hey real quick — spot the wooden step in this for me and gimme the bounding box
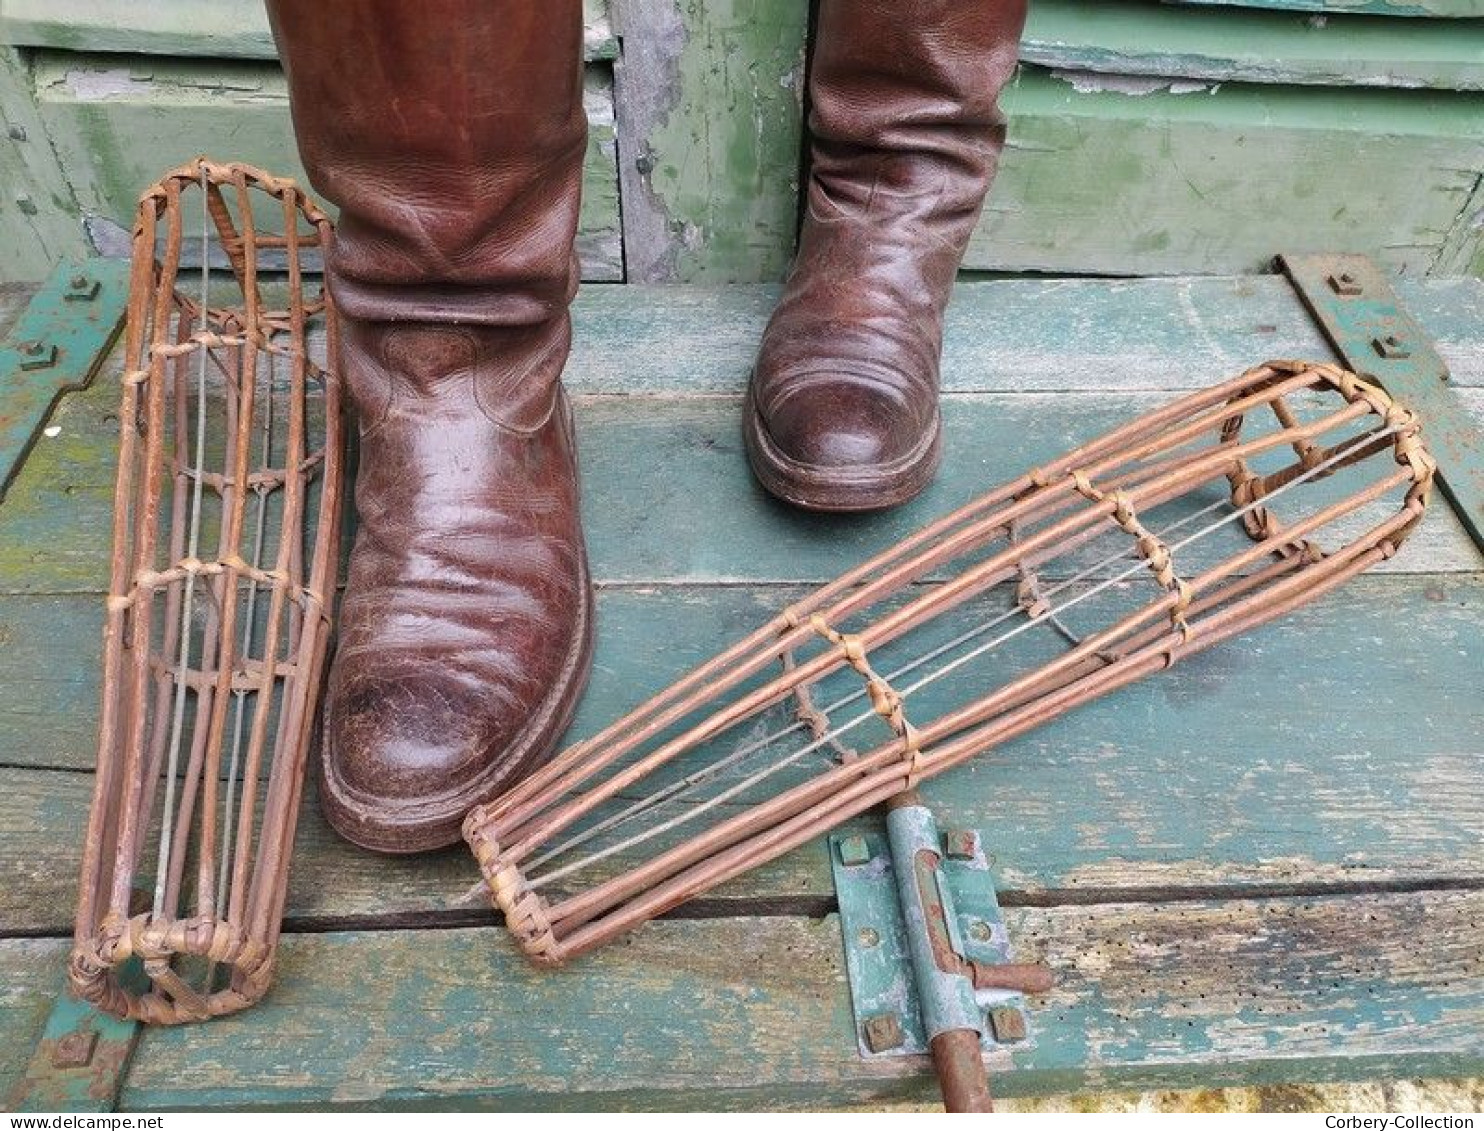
[1,276,1479,1108]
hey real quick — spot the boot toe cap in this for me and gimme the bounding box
[331,673,504,800]
[320,610,591,854]
[764,378,928,471]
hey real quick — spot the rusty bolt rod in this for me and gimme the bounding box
[885,789,996,1112]
[970,959,1055,995]
[930,1028,994,1112]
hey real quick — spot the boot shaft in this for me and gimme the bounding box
[266,0,589,326]
[807,0,1029,218]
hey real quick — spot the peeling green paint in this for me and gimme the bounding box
[25,52,624,281]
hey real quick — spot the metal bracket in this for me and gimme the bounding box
[831,820,1034,1060]
[0,258,130,504]
[5,978,141,1112]
[1279,252,1484,553]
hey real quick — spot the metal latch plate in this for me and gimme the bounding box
[830,829,1031,1059]
[1279,252,1484,553]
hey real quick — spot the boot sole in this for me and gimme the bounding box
[742,383,943,513]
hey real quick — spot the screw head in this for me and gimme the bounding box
[1372,333,1412,360]
[862,1013,905,1053]
[987,1006,1028,1044]
[943,829,979,861]
[63,274,101,301]
[838,834,872,867]
[51,1029,98,1069]
[856,926,881,948]
[7,124,25,141]
[16,340,58,370]
[967,919,994,943]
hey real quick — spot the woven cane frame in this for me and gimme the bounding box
[70,159,345,1023]
[465,360,1434,967]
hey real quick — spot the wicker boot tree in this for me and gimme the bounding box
[70,160,345,1023]
[465,361,1434,965]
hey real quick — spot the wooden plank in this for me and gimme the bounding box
[562,277,1484,395]
[26,53,624,282]
[975,67,1484,278]
[0,47,88,283]
[611,0,807,282]
[1436,173,1484,278]
[2,377,1476,596]
[1165,0,1484,18]
[0,283,38,337]
[1023,0,1484,90]
[0,941,70,1105]
[0,0,619,61]
[94,891,1484,1108]
[2,277,1479,594]
[8,274,1479,400]
[3,572,1480,919]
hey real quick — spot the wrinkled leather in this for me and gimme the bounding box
[267,0,593,852]
[748,0,1028,511]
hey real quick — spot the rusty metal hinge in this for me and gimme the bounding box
[0,258,130,505]
[1279,252,1484,555]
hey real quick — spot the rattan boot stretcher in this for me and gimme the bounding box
[70,160,346,1023]
[465,360,1434,966]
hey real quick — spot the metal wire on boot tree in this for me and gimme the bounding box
[464,360,1435,966]
[70,159,346,1024]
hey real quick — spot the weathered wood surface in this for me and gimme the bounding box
[24,54,624,282]
[1023,0,1484,90]
[82,891,1484,1109]
[8,1,1484,284]
[979,69,1484,278]
[11,49,1484,284]
[2,572,1482,934]
[4,387,1476,596]
[2,277,1480,595]
[0,277,1479,1107]
[611,0,807,284]
[0,282,33,337]
[0,47,90,281]
[0,0,619,60]
[560,276,1484,394]
[0,941,69,1104]
[1166,0,1484,17]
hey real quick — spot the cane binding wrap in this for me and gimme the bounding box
[70,160,345,1023]
[465,361,1435,966]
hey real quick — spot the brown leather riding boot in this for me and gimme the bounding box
[746,0,1028,512]
[267,1,593,852]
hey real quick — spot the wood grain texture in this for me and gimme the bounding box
[611,0,807,283]
[1165,0,1484,17]
[1,376,1476,596]
[1023,0,1484,90]
[0,0,619,60]
[1,278,1479,1106]
[3,573,1480,927]
[0,47,88,282]
[25,53,624,282]
[0,941,70,1104]
[102,892,1484,1108]
[0,283,36,338]
[976,68,1484,277]
[559,277,1484,395]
